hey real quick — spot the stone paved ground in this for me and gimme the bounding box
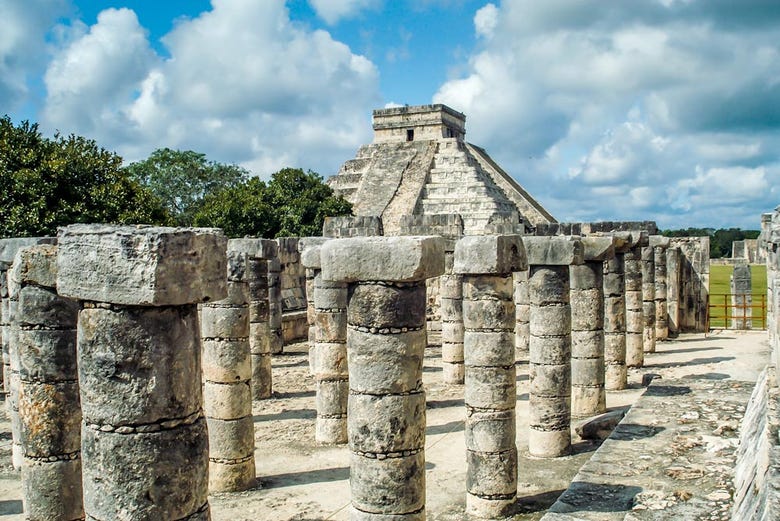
[0,330,770,520]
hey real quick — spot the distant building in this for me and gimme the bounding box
[327,104,556,235]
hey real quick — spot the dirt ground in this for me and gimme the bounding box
[0,329,770,520]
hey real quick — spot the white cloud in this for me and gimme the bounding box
[434,0,780,228]
[41,0,380,177]
[308,0,381,25]
[0,0,69,111]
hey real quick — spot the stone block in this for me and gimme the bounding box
[649,235,671,248]
[57,224,227,306]
[203,381,251,420]
[350,452,425,515]
[300,238,329,269]
[453,235,527,275]
[22,458,84,521]
[348,393,425,454]
[19,381,81,457]
[522,236,584,266]
[464,366,516,410]
[315,379,348,416]
[0,237,55,264]
[463,331,515,367]
[581,236,615,261]
[8,244,58,294]
[206,416,255,460]
[465,409,515,452]
[466,449,517,496]
[347,329,425,394]
[347,284,426,329]
[227,237,278,259]
[321,236,445,283]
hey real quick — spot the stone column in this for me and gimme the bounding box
[641,245,656,354]
[731,264,752,330]
[570,237,614,418]
[0,238,53,403]
[441,247,465,384]
[523,236,584,458]
[514,270,530,361]
[603,233,633,391]
[454,235,527,518]
[12,245,82,520]
[301,239,349,445]
[57,225,226,520]
[651,236,670,341]
[321,236,444,521]
[624,233,646,367]
[200,240,256,492]
[246,239,279,400]
[666,246,681,337]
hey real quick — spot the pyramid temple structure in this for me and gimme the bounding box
[327,104,556,235]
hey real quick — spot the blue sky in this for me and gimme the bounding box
[2,0,780,229]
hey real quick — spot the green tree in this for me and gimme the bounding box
[124,148,249,226]
[267,168,353,237]
[0,116,168,237]
[661,227,761,258]
[192,167,352,238]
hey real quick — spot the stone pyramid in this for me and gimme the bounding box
[327,104,556,235]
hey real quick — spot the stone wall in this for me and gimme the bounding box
[277,237,308,344]
[671,236,710,333]
[733,239,765,264]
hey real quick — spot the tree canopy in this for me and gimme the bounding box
[193,168,352,238]
[124,148,249,226]
[0,116,167,237]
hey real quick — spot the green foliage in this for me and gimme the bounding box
[661,227,761,258]
[0,116,168,237]
[193,167,352,238]
[124,148,249,226]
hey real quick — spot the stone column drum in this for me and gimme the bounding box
[301,239,349,444]
[666,246,681,337]
[624,234,646,368]
[246,239,279,400]
[570,237,614,418]
[651,236,670,340]
[454,235,527,518]
[441,248,465,384]
[321,236,445,521]
[523,236,584,458]
[201,240,257,492]
[514,270,530,360]
[641,245,656,354]
[602,233,633,391]
[12,245,83,520]
[57,225,226,520]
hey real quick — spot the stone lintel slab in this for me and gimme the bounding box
[0,237,56,264]
[588,231,634,252]
[57,224,227,306]
[226,238,278,259]
[522,236,584,266]
[9,245,58,295]
[453,235,527,275]
[581,237,615,262]
[631,230,649,247]
[321,236,445,283]
[299,238,330,270]
[648,235,671,248]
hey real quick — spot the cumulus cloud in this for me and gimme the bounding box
[0,0,69,112]
[434,0,780,228]
[41,0,380,176]
[308,0,381,24]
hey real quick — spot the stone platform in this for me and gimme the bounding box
[543,377,753,521]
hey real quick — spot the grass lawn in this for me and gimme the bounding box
[709,264,767,328]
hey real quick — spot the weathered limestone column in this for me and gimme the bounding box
[570,237,614,417]
[57,225,226,520]
[641,244,656,354]
[731,264,752,330]
[301,239,349,444]
[603,233,633,391]
[514,270,530,360]
[1,237,53,420]
[247,239,279,400]
[441,248,465,384]
[454,235,527,518]
[12,245,82,520]
[524,236,584,458]
[666,246,681,337]
[321,236,444,521]
[651,236,670,341]
[200,240,256,492]
[624,234,646,367]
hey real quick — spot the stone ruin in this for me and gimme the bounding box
[0,105,777,521]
